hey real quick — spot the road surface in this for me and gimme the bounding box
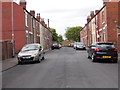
[2,47,118,88]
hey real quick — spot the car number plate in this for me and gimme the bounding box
[23,57,31,59]
[102,56,111,58]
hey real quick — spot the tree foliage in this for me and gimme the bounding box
[58,35,64,42]
[50,28,58,42]
[50,28,64,42]
[65,26,82,42]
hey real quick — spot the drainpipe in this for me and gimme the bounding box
[12,0,15,57]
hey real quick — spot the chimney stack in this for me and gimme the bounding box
[95,10,99,14]
[37,13,40,22]
[87,16,91,22]
[103,0,109,5]
[41,18,45,25]
[19,0,26,9]
[30,10,35,17]
[90,11,94,18]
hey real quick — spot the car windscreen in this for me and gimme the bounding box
[21,45,39,51]
[77,43,84,46]
[53,43,58,45]
[96,43,115,48]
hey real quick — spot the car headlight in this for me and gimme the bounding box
[17,54,21,58]
[31,53,38,57]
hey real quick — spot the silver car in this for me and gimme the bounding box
[75,43,86,50]
[17,43,45,64]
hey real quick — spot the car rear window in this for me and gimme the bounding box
[96,43,115,48]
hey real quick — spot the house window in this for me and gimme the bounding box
[96,15,98,28]
[25,12,28,27]
[32,18,35,28]
[102,11,104,22]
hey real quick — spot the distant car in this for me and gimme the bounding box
[17,43,45,64]
[75,42,86,50]
[52,43,60,49]
[73,42,78,49]
[70,43,74,47]
[67,44,71,47]
[59,44,62,48]
[87,42,118,63]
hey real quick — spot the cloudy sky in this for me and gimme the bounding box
[16,0,103,38]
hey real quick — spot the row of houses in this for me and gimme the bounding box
[80,0,120,52]
[1,0,52,60]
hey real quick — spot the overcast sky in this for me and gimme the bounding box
[16,0,103,38]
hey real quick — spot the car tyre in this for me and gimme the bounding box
[88,55,91,59]
[113,59,118,63]
[92,54,96,62]
[37,56,41,63]
[18,61,22,65]
[42,56,45,60]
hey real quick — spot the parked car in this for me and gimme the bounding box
[73,42,78,49]
[75,43,86,50]
[17,43,45,64]
[59,44,62,48]
[67,44,71,47]
[70,43,74,47]
[87,42,118,63]
[52,43,60,49]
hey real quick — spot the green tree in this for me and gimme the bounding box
[50,28,58,42]
[58,35,64,42]
[65,26,82,42]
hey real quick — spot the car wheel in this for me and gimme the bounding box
[18,61,22,65]
[88,54,91,59]
[42,56,45,60]
[92,54,96,62]
[37,56,41,63]
[113,59,118,63]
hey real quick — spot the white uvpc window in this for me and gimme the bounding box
[25,12,28,27]
[32,18,35,28]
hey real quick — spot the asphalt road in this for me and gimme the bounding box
[2,47,118,88]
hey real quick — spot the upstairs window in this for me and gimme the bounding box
[25,12,28,27]
[32,18,35,28]
[102,11,105,22]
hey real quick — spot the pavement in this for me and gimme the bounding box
[1,49,51,72]
[1,51,120,72]
[2,56,18,72]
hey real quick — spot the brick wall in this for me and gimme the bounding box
[13,2,26,53]
[106,2,119,47]
[80,1,119,49]
[118,1,120,52]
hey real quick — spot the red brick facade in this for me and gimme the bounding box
[80,1,120,52]
[1,1,52,59]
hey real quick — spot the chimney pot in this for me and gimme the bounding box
[37,13,40,22]
[30,10,35,17]
[19,0,26,9]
